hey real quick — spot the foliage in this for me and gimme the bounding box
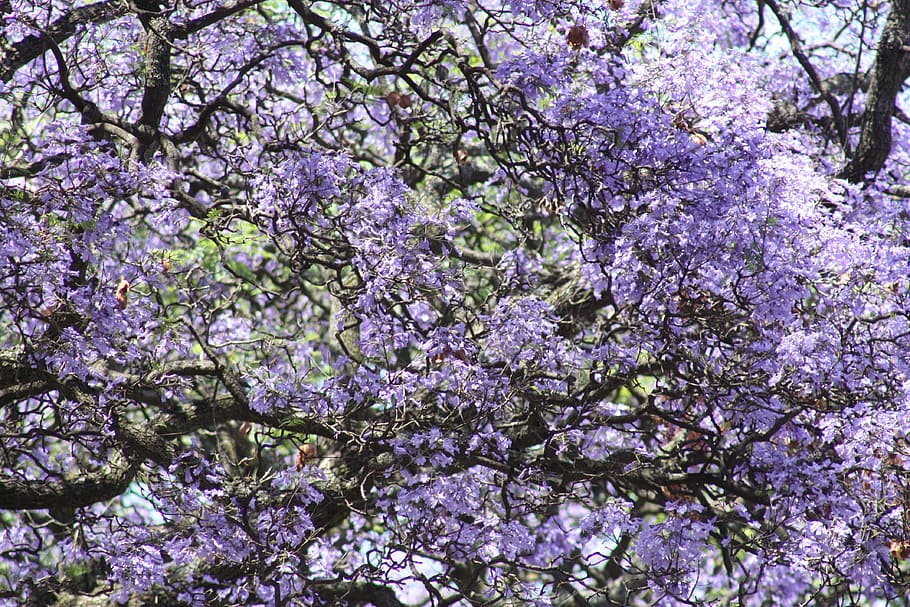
[2,0,910,605]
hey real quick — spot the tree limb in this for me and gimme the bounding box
[0,1,129,82]
[764,0,847,145]
[838,0,910,182]
[0,449,137,510]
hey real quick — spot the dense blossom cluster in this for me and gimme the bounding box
[2,0,910,605]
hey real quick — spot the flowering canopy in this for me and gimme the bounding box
[2,0,910,605]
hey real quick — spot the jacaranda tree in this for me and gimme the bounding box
[2,0,910,604]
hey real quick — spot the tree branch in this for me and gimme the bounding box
[838,0,910,182]
[0,449,137,510]
[174,0,265,39]
[764,0,847,146]
[134,1,174,135]
[0,1,129,82]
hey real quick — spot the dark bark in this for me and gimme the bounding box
[764,0,847,145]
[0,351,334,510]
[134,0,174,154]
[0,449,136,510]
[838,0,910,182]
[0,1,129,82]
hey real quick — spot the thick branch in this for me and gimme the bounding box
[174,0,265,39]
[0,1,129,82]
[838,0,910,182]
[135,2,174,133]
[0,449,137,510]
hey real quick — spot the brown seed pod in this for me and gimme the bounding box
[40,297,61,318]
[454,149,469,165]
[386,91,401,107]
[609,0,624,10]
[567,25,589,49]
[295,443,318,471]
[398,93,412,109]
[115,278,130,309]
[890,539,910,561]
